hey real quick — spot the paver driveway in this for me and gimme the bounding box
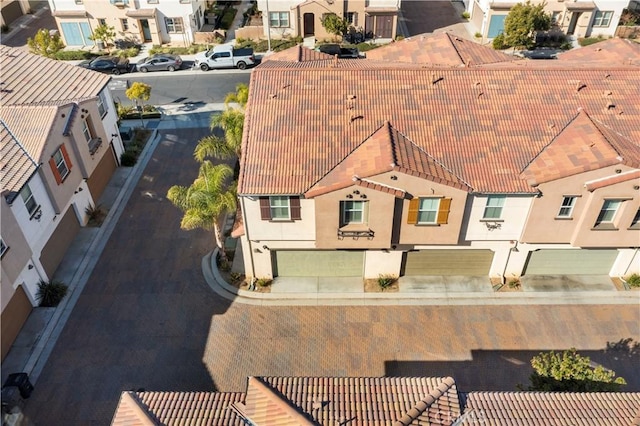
[22,125,640,425]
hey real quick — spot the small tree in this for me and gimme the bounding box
[503,1,551,49]
[529,348,626,392]
[27,28,65,59]
[224,83,249,108]
[125,82,152,127]
[321,13,349,39]
[89,24,116,52]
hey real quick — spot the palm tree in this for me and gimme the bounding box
[194,108,245,162]
[167,162,236,260]
[224,83,249,107]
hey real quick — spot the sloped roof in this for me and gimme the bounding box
[520,109,628,186]
[305,121,468,198]
[0,105,60,163]
[239,66,640,195]
[0,119,39,202]
[461,391,640,425]
[557,38,640,66]
[365,32,515,67]
[0,45,110,106]
[110,391,245,426]
[261,45,335,63]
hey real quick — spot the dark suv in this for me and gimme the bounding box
[317,44,360,58]
[78,56,130,74]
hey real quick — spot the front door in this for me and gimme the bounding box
[303,13,314,37]
[567,12,580,35]
[375,15,393,38]
[140,19,152,41]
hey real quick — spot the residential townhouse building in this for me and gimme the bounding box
[0,46,125,360]
[47,0,208,47]
[467,0,629,39]
[256,0,400,42]
[236,35,640,284]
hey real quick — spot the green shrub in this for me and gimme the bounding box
[114,46,141,58]
[474,32,482,38]
[461,11,470,20]
[120,150,137,166]
[37,280,68,307]
[230,272,243,283]
[355,42,380,52]
[578,35,606,47]
[560,41,573,50]
[85,203,106,225]
[626,273,640,288]
[55,50,100,60]
[256,277,272,287]
[377,274,397,290]
[492,33,509,50]
[219,6,238,30]
[508,278,521,289]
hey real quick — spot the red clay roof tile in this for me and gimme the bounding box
[557,38,640,66]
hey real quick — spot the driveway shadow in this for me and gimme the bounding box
[401,1,465,36]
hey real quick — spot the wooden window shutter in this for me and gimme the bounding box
[259,197,271,220]
[49,157,62,185]
[290,197,301,220]
[407,198,419,224]
[61,144,73,170]
[437,198,452,224]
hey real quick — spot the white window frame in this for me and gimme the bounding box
[97,90,108,118]
[483,195,505,220]
[269,12,290,28]
[165,17,184,33]
[630,209,640,229]
[341,200,366,225]
[269,196,290,220]
[121,18,129,31]
[0,237,8,258]
[81,118,92,143]
[557,196,577,218]
[346,12,356,24]
[53,148,70,181]
[20,184,38,216]
[595,199,621,225]
[417,198,440,224]
[593,10,613,27]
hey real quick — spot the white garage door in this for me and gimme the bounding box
[524,249,618,275]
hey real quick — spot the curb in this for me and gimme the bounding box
[201,250,640,307]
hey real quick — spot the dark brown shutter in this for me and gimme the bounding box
[61,144,72,170]
[290,197,301,220]
[50,157,62,185]
[407,198,419,224]
[437,198,451,224]
[259,197,271,220]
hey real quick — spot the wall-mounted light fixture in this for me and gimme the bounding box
[262,245,269,250]
[74,187,84,194]
[28,264,34,270]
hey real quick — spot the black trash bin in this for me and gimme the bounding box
[3,373,34,399]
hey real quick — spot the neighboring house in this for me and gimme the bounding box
[111,375,640,425]
[256,0,400,42]
[0,0,30,29]
[0,46,125,360]
[235,34,640,283]
[467,0,629,39]
[47,0,208,47]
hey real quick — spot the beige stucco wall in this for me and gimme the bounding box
[521,165,639,247]
[364,250,402,278]
[0,200,32,300]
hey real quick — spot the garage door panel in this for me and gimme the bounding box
[524,249,617,275]
[39,208,80,278]
[404,250,493,276]
[87,147,117,202]
[275,251,363,277]
[1,286,33,360]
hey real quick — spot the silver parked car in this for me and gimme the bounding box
[136,54,183,72]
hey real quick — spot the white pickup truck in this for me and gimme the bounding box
[194,45,256,71]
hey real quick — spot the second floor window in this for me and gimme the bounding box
[595,199,621,226]
[593,10,613,27]
[259,196,301,221]
[121,18,129,31]
[97,90,108,117]
[630,209,640,229]
[165,17,183,33]
[408,197,451,225]
[557,196,577,218]
[341,200,367,226]
[20,184,38,216]
[0,237,8,258]
[82,118,93,142]
[269,12,289,28]
[53,148,70,181]
[98,18,107,27]
[483,195,505,220]
[269,196,290,220]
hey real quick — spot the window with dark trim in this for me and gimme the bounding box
[121,18,129,31]
[259,197,301,221]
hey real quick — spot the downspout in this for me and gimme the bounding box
[240,196,257,289]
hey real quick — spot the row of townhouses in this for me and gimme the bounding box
[235,34,640,283]
[0,46,125,360]
[45,0,634,49]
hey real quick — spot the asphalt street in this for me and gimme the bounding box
[20,124,640,425]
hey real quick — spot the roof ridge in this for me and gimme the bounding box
[394,377,457,425]
[443,32,468,66]
[246,377,315,425]
[113,392,156,426]
[0,119,38,168]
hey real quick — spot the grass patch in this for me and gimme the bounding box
[236,37,302,52]
[578,35,608,46]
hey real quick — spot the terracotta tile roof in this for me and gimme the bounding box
[520,109,629,186]
[111,391,245,426]
[0,105,60,163]
[305,121,468,198]
[261,45,336,63]
[239,66,640,195]
[365,32,515,67]
[255,376,461,425]
[557,38,640,66]
[461,391,640,425]
[584,169,640,192]
[0,45,110,106]
[0,119,39,202]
